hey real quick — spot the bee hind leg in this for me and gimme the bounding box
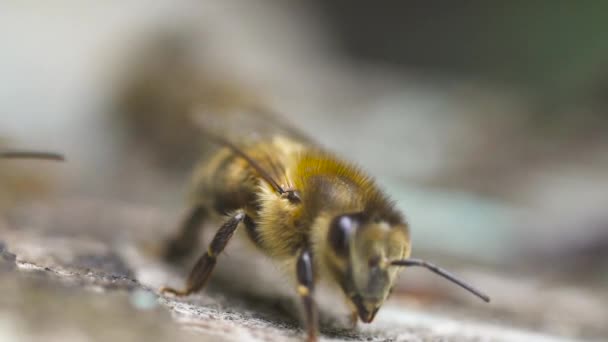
[160,211,245,297]
[296,248,319,342]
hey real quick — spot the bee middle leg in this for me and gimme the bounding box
[163,205,208,263]
[160,211,245,297]
[296,248,319,342]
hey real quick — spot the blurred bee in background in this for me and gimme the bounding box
[114,32,270,171]
[159,113,490,341]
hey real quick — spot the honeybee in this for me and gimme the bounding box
[159,112,489,342]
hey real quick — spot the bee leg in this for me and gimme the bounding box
[344,298,359,329]
[163,205,207,264]
[296,248,318,342]
[348,310,359,329]
[160,211,245,297]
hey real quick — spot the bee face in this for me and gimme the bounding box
[327,212,410,323]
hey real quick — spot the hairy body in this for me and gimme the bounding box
[193,134,407,262]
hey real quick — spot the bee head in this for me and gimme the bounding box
[326,212,410,323]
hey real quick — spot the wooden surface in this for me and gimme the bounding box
[1,200,605,342]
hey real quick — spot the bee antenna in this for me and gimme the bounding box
[0,150,65,161]
[203,134,286,195]
[391,258,490,303]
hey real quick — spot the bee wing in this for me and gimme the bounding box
[189,105,315,148]
[190,106,313,195]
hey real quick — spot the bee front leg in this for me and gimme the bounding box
[164,205,207,264]
[341,293,359,329]
[296,248,319,342]
[161,211,245,297]
[347,306,359,330]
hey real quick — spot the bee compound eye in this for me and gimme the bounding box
[329,214,358,256]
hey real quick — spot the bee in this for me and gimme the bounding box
[159,117,490,341]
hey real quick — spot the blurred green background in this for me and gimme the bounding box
[319,1,608,105]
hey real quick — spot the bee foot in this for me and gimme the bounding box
[159,286,189,297]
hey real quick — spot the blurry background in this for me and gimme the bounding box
[1,1,607,341]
